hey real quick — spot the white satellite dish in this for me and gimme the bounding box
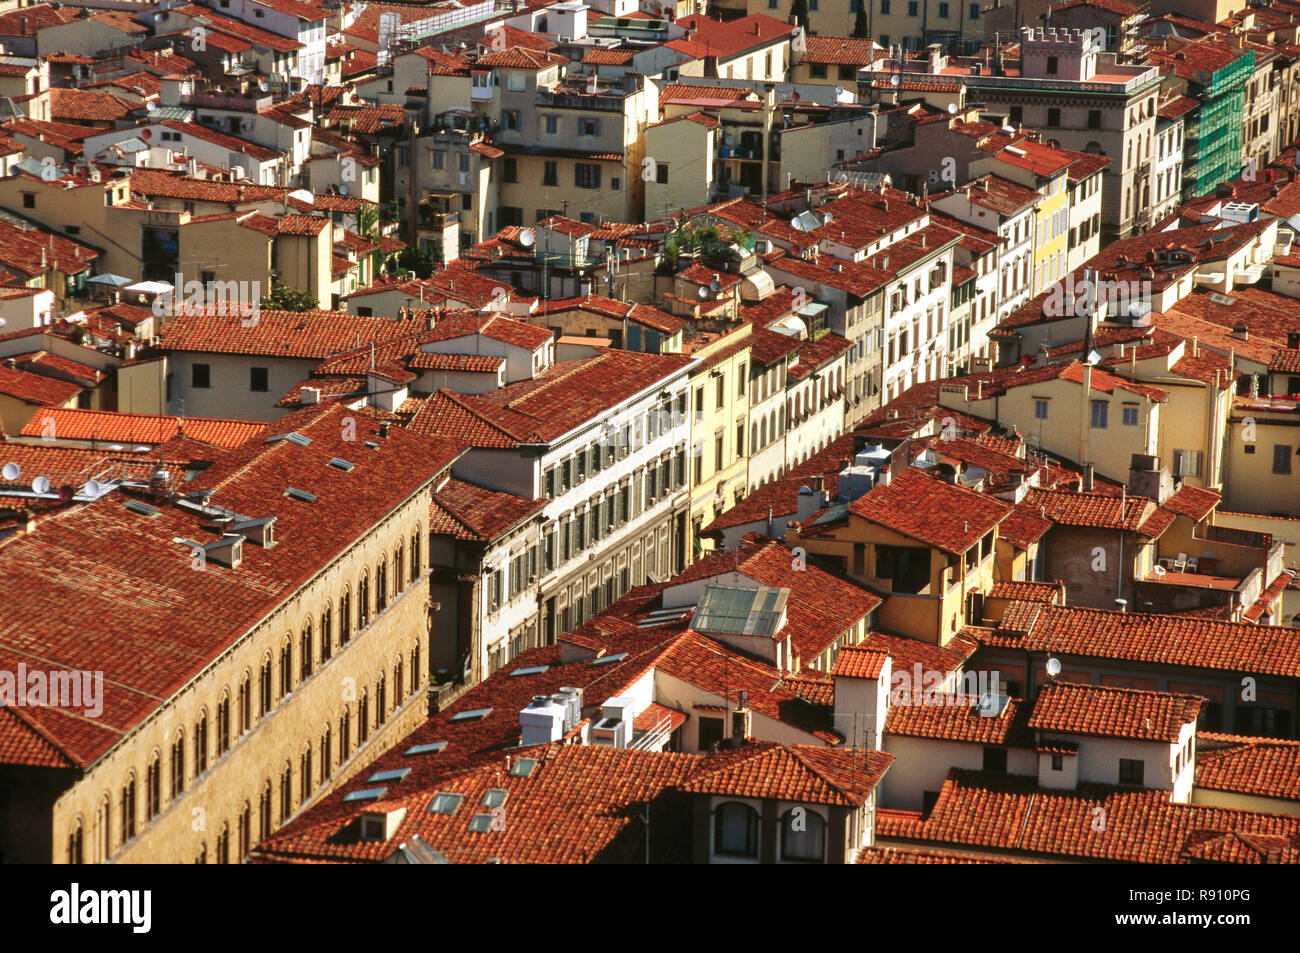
[32,476,50,494]
[709,274,722,293]
[520,228,536,247]
[948,103,957,114]
[890,74,900,87]
[337,183,349,195]
[84,480,101,496]
[697,285,709,299]
[1,462,18,481]
[1045,657,1062,678]
[145,101,157,112]
[259,81,270,93]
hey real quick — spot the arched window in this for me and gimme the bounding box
[358,691,370,742]
[340,707,352,761]
[781,808,826,861]
[146,753,162,819]
[195,842,207,864]
[67,819,84,865]
[411,642,420,695]
[759,418,767,447]
[97,795,111,862]
[358,573,370,629]
[170,731,185,798]
[410,530,421,583]
[300,744,313,801]
[279,637,293,697]
[238,802,251,860]
[320,725,332,784]
[300,622,313,682]
[376,674,386,726]
[320,605,332,662]
[216,693,231,756]
[279,762,292,823]
[259,657,273,717]
[339,589,352,645]
[395,546,405,594]
[121,774,137,843]
[239,674,252,733]
[259,781,272,839]
[394,658,404,707]
[216,823,230,865]
[714,801,758,857]
[194,712,209,776]
[376,558,388,612]
[751,422,759,450]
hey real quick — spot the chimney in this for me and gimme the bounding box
[1082,462,1094,492]
[300,386,321,405]
[1232,321,1248,341]
[379,421,391,439]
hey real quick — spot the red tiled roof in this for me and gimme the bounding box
[987,581,1061,603]
[429,477,545,542]
[477,48,566,70]
[1024,488,1174,537]
[801,35,879,65]
[48,88,135,123]
[974,602,1300,679]
[878,768,1300,863]
[0,219,97,278]
[831,645,888,679]
[845,468,1011,554]
[681,743,892,805]
[1243,570,1296,623]
[17,408,267,449]
[1162,483,1220,521]
[1196,732,1300,803]
[156,310,426,359]
[159,120,280,162]
[1028,680,1202,743]
[0,404,463,769]
[887,695,1033,746]
[407,352,504,373]
[0,365,81,406]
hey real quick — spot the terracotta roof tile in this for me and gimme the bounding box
[429,477,545,542]
[845,468,1011,554]
[1196,732,1300,803]
[681,743,892,805]
[1027,680,1202,743]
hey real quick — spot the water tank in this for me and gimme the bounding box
[838,465,875,502]
[519,696,567,745]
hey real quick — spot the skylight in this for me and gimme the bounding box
[482,788,508,809]
[405,741,448,756]
[367,768,411,784]
[265,431,313,446]
[327,457,355,471]
[450,707,493,722]
[508,758,538,777]
[693,584,789,637]
[467,813,494,833]
[428,792,464,815]
[284,487,317,503]
[510,665,549,677]
[588,652,628,666]
[342,787,387,803]
[124,499,159,517]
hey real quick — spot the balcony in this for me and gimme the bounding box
[536,89,625,112]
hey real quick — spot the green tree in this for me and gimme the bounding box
[392,244,437,279]
[790,0,810,32]
[260,278,318,312]
[852,1,869,38]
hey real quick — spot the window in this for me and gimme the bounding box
[1273,444,1293,475]
[907,0,918,14]
[575,164,601,189]
[937,0,949,15]
[503,157,517,182]
[1089,400,1108,429]
[250,367,268,392]
[1047,108,1061,127]
[715,433,724,471]
[983,747,1007,773]
[458,152,470,174]
[969,2,979,17]
[544,115,558,135]
[781,809,826,861]
[1118,758,1144,785]
[541,160,559,187]
[579,118,600,137]
[1122,405,1139,426]
[1034,399,1048,420]
[279,639,292,697]
[1009,106,1022,125]
[881,0,890,11]
[503,109,519,131]
[698,716,724,750]
[1046,55,1058,74]
[170,734,185,798]
[1051,754,1064,771]
[714,802,758,856]
[1088,109,1102,130]
[259,659,272,716]
[121,777,137,842]
[194,713,208,775]
[1174,449,1203,478]
[192,363,211,388]
[506,71,524,92]
[432,151,444,170]
[216,695,230,755]
[239,676,251,733]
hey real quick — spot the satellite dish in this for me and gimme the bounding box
[709,275,722,293]
[145,101,157,112]
[891,75,900,87]
[32,476,50,494]
[1,462,18,481]
[520,228,535,247]
[1046,657,1062,678]
[84,480,101,496]
[697,285,709,299]
[141,128,152,140]
[259,81,270,93]
[337,183,348,195]
[948,103,958,114]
